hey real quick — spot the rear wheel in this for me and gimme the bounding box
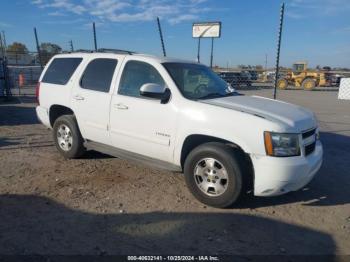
[277,78,288,89]
[302,78,316,90]
[53,115,85,159]
[184,142,243,208]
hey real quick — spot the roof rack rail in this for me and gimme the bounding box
[97,48,135,55]
[67,49,94,53]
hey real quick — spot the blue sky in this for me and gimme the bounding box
[0,0,349,68]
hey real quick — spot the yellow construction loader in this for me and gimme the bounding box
[277,62,328,90]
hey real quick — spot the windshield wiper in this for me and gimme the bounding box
[197,92,235,100]
[197,93,223,100]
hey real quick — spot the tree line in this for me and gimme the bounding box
[5,42,62,65]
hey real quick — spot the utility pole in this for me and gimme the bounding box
[197,37,201,63]
[265,53,268,71]
[2,31,7,48]
[156,17,166,57]
[69,40,74,52]
[93,22,97,51]
[34,27,43,69]
[0,34,4,57]
[210,37,214,68]
[1,31,7,57]
[1,31,11,98]
[273,3,285,100]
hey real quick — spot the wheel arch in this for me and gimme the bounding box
[49,104,75,128]
[179,134,254,191]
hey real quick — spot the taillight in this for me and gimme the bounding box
[35,82,40,105]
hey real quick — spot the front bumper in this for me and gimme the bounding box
[252,141,323,196]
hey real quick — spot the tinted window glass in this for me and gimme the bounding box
[119,61,164,97]
[163,62,235,100]
[80,58,118,93]
[42,58,82,85]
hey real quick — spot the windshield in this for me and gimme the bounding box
[293,64,305,72]
[163,62,236,100]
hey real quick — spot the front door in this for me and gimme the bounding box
[109,59,177,163]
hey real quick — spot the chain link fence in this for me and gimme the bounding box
[6,65,42,95]
[214,68,273,90]
[1,49,350,98]
[213,67,350,91]
[0,50,61,96]
[338,78,350,100]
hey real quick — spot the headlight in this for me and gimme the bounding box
[264,132,300,157]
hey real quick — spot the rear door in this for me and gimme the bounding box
[71,56,123,145]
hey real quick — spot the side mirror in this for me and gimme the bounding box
[226,83,236,93]
[140,83,171,103]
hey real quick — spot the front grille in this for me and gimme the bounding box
[302,128,316,139]
[305,142,316,156]
[302,128,317,156]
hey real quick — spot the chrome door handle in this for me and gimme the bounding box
[114,103,128,110]
[73,95,85,101]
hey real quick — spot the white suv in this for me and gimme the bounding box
[36,50,323,208]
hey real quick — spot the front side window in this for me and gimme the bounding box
[163,62,236,100]
[118,61,165,97]
[80,58,118,93]
[42,57,82,85]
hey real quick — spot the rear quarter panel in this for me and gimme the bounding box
[38,55,87,126]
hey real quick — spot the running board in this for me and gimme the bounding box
[84,141,182,172]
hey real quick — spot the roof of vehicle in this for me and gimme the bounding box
[53,51,198,65]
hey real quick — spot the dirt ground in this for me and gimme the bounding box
[0,89,349,256]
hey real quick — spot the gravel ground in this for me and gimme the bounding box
[0,89,349,255]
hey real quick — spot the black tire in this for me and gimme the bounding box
[52,115,85,159]
[184,142,243,208]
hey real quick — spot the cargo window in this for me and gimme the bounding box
[80,58,118,93]
[42,58,82,85]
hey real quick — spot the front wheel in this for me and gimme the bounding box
[53,115,85,159]
[184,142,243,208]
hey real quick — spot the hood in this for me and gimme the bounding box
[201,95,317,132]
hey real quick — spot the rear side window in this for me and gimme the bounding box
[80,58,118,93]
[42,58,82,85]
